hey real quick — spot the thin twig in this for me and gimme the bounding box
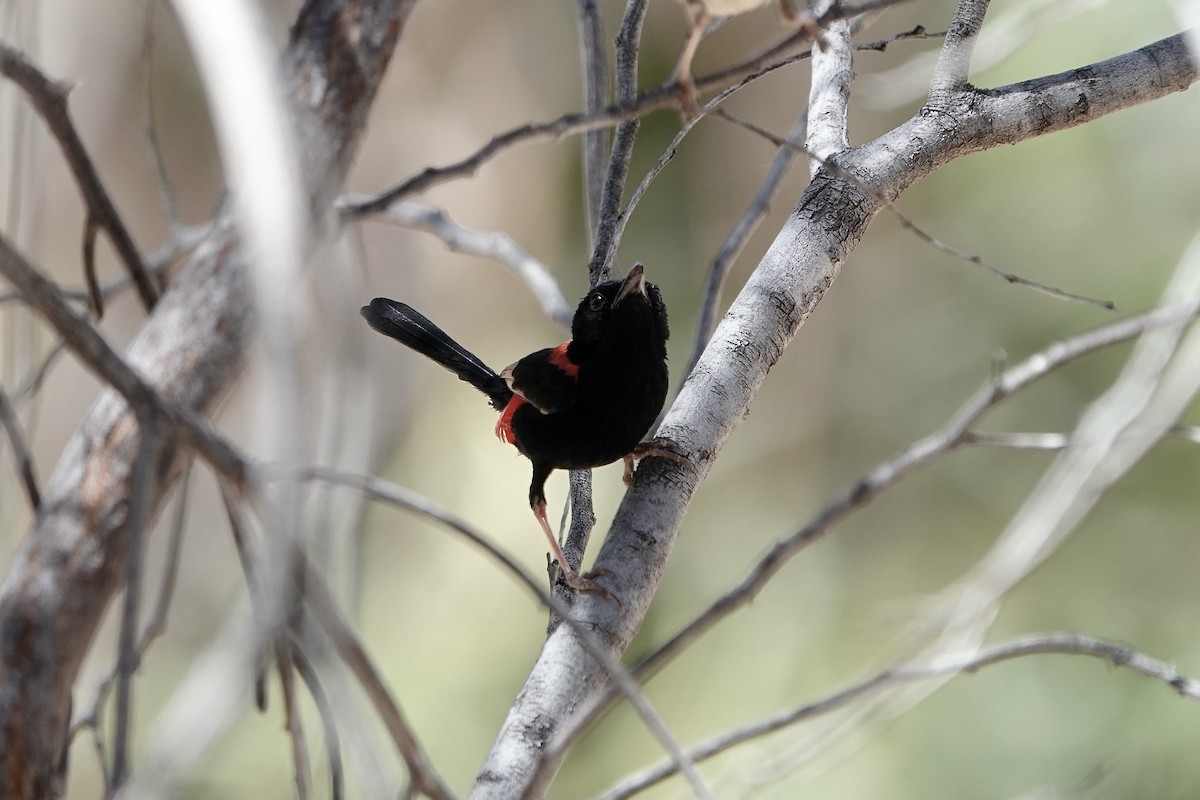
[963,430,1071,450]
[275,641,313,800]
[110,416,163,795]
[589,0,648,282]
[686,109,809,377]
[0,222,210,311]
[576,0,610,244]
[0,42,159,310]
[69,465,193,755]
[140,2,183,241]
[82,214,102,317]
[590,632,1200,800]
[0,379,41,511]
[345,198,573,328]
[290,644,345,800]
[721,110,1116,310]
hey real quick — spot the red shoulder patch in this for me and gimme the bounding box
[495,395,526,445]
[548,341,579,379]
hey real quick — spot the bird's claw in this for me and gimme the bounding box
[562,567,618,603]
[623,436,693,485]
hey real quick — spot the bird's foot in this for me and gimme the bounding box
[556,562,618,603]
[623,436,693,485]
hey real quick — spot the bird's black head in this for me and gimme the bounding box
[571,264,669,356]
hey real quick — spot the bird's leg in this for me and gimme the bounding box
[670,5,709,116]
[532,501,616,600]
[623,436,693,486]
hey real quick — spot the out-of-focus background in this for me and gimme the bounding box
[2,0,1199,797]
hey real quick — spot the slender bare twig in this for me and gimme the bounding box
[687,110,809,377]
[0,42,159,310]
[0,222,210,310]
[290,644,345,800]
[604,24,940,276]
[963,430,1071,449]
[576,0,610,244]
[0,379,40,511]
[589,0,648,282]
[720,109,1116,310]
[345,198,573,328]
[82,214,102,317]
[110,417,163,795]
[140,2,184,242]
[856,23,942,51]
[275,642,313,800]
[590,632,1200,800]
[547,299,1200,758]
[69,465,193,754]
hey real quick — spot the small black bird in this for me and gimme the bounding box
[361,264,673,594]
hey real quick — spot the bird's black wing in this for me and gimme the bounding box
[501,344,579,415]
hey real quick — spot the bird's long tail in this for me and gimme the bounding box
[361,298,512,410]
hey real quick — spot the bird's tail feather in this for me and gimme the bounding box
[361,298,512,410]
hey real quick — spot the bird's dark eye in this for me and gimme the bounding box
[588,292,605,311]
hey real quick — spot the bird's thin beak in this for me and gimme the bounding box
[615,263,646,306]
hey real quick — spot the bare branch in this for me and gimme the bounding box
[591,632,1200,800]
[275,643,313,800]
[290,645,345,800]
[0,380,40,511]
[967,33,1197,146]
[687,109,809,377]
[589,0,648,282]
[0,41,159,310]
[576,0,610,244]
[110,418,163,794]
[345,198,573,328]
